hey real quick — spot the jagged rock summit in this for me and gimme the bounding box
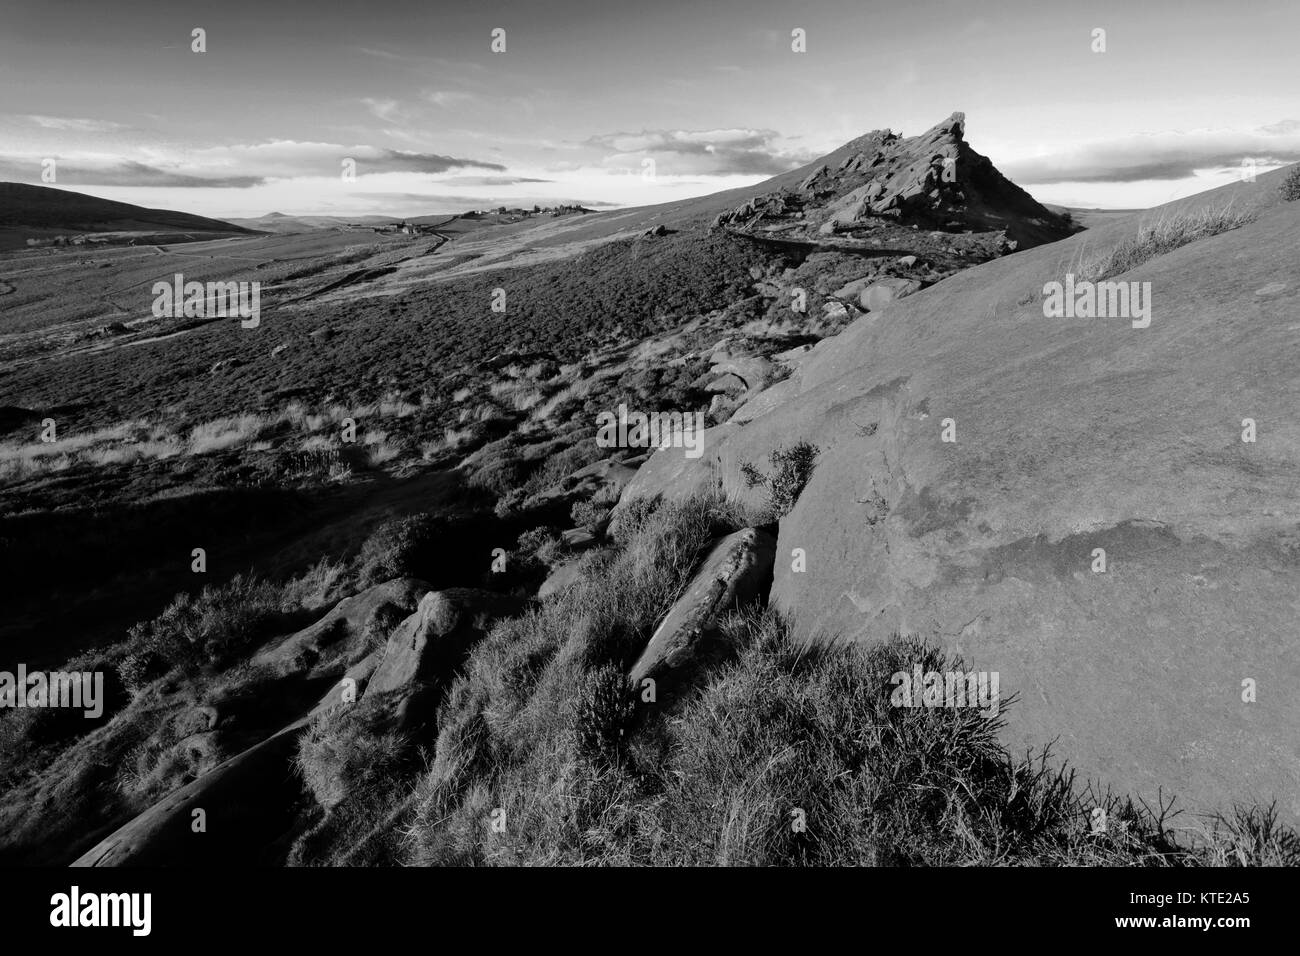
[712,112,1075,253]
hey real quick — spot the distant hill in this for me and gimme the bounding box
[0,183,254,249]
[224,212,399,234]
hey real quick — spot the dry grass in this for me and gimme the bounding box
[1077,203,1256,282]
[0,395,431,484]
[383,491,1298,868]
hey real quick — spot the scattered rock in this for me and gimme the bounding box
[254,578,431,678]
[706,372,748,395]
[365,588,522,728]
[561,527,598,551]
[858,277,922,311]
[539,555,598,599]
[628,528,777,688]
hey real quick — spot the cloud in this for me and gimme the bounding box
[439,175,553,186]
[423,91,478,108]
[586,127,811,176]
[1003,121,1300,184]
[0,155,263,187]
[360,98,403,122]
[370,148,505,174]
[0,141,507,189]
[175,141,506,179]
[22,115,127,132]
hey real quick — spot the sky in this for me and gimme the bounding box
[1,0,1298,218]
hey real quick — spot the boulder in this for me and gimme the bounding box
[561,527,598,551]
[528,456,641,507]
[832,275,876,300]
[629,528,777,688]
[706,372,748,395]
[822,300,851,321]
[365,589,523,720]
[612,421,741,518]
[711,354,775,392]
[858,277,922,311]
[798,164,828,192]
[538,553,608,600]
[254,578,430,678]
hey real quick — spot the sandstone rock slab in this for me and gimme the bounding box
[629,528,776,687]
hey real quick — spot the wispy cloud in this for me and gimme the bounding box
[423,90,479,108]
[587,127,812,176]
[360,98,404,122]
[439,175,553,186]
[0,141,507,188]
[1003,120,1300,184]
[0,156,262,188]
[17,114,128,132]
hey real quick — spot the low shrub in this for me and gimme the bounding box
[118,574,286,692]
[742,440,820,516]
[1079,204,1256,282]
[571,663,636,767]
[296,701,410,810]
[1280,164,1300,201]
[358,513,444,586]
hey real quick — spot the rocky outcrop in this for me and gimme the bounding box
[365,588,523,729]
[70,650,382,868]
[254,577,430,678]
[629,528,777,688]
[713,113,1075,252]
[72,584,524,866]
[620,168,1300,823]
[527,455,646,508]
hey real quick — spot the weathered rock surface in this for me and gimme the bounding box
[71,655,382,867]
[622,169,1300,822]
[366,589,523,711]
[528,455,644,507]
[713,112,1075,251]
[254,577,430,677]
[629,528,777,687]
[614,421,740,512]
[538,557,586,599]
[857,277,923,311]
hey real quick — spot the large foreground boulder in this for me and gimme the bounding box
[629,528,776,688]
[622,169,1300,822]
